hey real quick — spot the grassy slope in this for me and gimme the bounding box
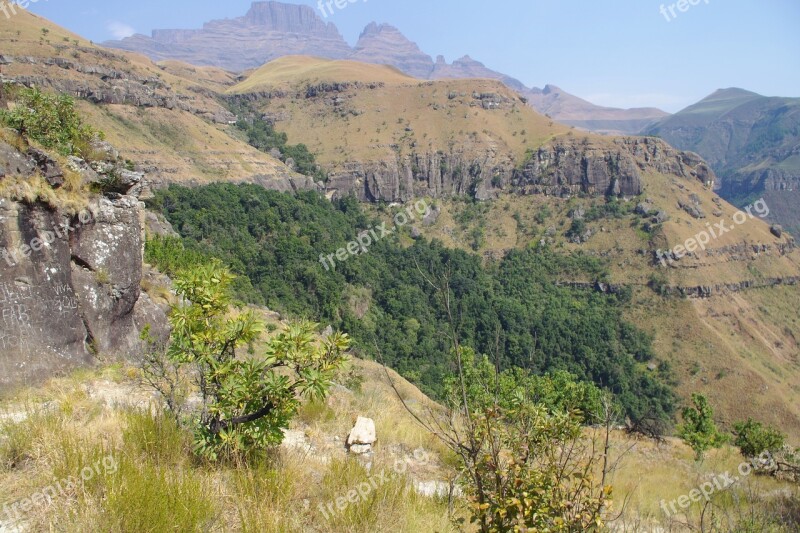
[228,55,571,166]
[1,353,796,532]
[0,10,299,186]
[229,55,415,92]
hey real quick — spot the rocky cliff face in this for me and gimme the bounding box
[325,136,714,203]
[0,141,168,389]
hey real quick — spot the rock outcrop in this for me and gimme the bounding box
[325,136,716,203]
[0,141,168,389]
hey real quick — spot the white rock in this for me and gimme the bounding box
[347,416,376,446]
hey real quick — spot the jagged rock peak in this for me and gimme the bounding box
[240,1,342,36]
[359,22,400,38]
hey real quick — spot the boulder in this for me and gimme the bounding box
[771,225,783,238]
[347,416,377,453]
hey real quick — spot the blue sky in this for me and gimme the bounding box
[24,0,800,112]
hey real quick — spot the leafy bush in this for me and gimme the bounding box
[165,261,350,460]
[0,86,102,158]
[442,350,613,531]
[733,418,786,458]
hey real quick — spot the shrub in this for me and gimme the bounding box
[733,418,786,458]
[0,86,102,158]
[165,261,350,460]
[442,350,613,531]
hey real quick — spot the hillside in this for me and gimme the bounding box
[215,54,800,440]
[646,88,800,234]
[103,1,669,134]
[0,9,313,192]
[3,355,796,532]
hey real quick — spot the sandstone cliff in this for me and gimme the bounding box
[0,140,168,389]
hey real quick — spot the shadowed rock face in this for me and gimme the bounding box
[0,142,168,390]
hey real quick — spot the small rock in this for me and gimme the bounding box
[771,225,783,238]
[569,206,585,220]
[27,147,64,188]
[652,211,669,224]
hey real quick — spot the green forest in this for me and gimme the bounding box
[146,183,675,427]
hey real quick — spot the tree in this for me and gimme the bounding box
[166,261,350,460]
[733,419,786,459]
[678,394,727,461]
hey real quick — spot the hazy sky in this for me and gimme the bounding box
[23,0,800,112]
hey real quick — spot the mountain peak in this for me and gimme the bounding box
[352,22,433,78]
[542,84,563,95]
[241,1,338,35]
[705,87,763,100]
[359,22,401,38]
[452,55,482,66]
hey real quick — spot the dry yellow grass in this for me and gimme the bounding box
[228,55,416,93]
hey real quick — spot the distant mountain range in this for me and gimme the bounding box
[646,88,800,233]
[103,1,799,231]
[104,1,667,135]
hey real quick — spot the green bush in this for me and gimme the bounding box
[678,394,728,461]
[733,418,786,458]
[165,261,350,461]
[0,86,102,158]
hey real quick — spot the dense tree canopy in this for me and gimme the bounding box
[146,184,675,424]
